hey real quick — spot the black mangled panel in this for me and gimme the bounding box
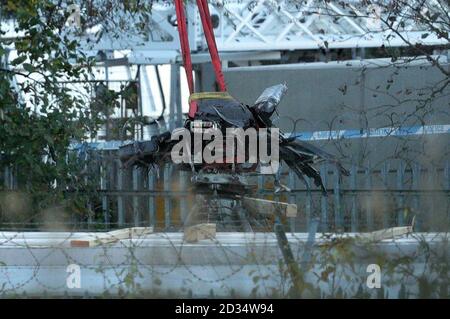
[194,98,255,129]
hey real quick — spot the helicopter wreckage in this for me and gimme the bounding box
[118,83,349,233]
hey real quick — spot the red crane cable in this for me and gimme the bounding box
[174,0,194,95]
[196,0,227,92]
[174,0,227,118]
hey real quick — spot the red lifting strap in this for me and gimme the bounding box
[174,0,194,94]
[174,0,227,118]
[196,0,227,92]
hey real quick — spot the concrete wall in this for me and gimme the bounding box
[1,232,449,298]
[221,59,450,167]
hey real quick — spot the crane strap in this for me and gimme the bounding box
[174,0,227,118]
[174,0,194,94]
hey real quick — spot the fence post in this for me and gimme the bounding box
[9,165,14,189]
[180,170,188,227]
[426,164,437,231]
[305,178,312,232]
[100,156,109,229]
[5,165,15,190]
[320,163,328,232]
[117,160,125,227]
[13,165,17,189]
[164,165,172,230]
[132,167,141,227]
[334,165,342,230]
[4,166,10,189]
[148,167,157,227]
[445,160,449,190]
[412,163,421,231]
[396,161,405,226]
[84,160,93,229]
[288,170,296,232]
[350,164,358,232]
[446,161,450,223]
[365,161,373,230]
[258,174,264,196]
[381,162,390,228]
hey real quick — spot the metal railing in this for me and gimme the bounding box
[1,152,449,232]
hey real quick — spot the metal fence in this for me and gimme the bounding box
[1,150,449,232]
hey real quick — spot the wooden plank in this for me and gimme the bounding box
[70,227,153,247]
[358,225,413,242]
[239,196,297,218]
[184,223,216,243]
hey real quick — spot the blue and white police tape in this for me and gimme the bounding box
[70,124,450,151]
[290,124,450,141]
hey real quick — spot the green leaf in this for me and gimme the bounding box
[23,63,35,73]
[11,55,27,65]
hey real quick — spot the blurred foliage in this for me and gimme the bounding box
[0,0,102,223]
